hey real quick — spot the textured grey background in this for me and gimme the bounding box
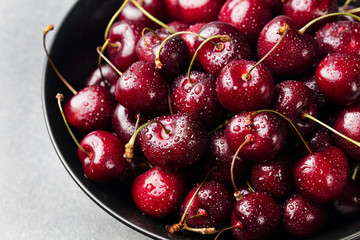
[0,1,151,239]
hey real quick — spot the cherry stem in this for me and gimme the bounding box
[167,85,174,115]
[96,46,123,77]
[104,0,129,40]
[43,25,77,95]
[124,120,170,162]
[130,0,175,33]
[154,31,218,70]
[245,179,256,193]
[56,93,91,158]
[302,112,360,148]
[342,0,356,9]
[214,223,243,240]
[345,6,360,14]
[187,35,231,83]
[298,12,360,34]
[242,23,289,81]
[250,109,312,154]
[207,119,230,135]
[134,113,141,131]
[182,225,217,235]
[352,163,360,181]
[142,27,162,47]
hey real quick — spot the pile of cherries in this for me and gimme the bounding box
[45,0,360,239]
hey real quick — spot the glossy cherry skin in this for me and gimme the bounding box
[282,194,326,238]
[140,113,208,170]
[115,61,168,113]
[315,21,360,58]
[282,0,338,33]
[272,80,318,136]
[64,85,116,132]
[257,15,319,77]
[216,59,275,113]
[77,130,127,182]
[177,0,226,24]
[205,130,248,185]
[333,180,360,215]
[226,111,287,163]
[231,192,281,240]
[194,21,251,76]
[180,180,234,228]
[334,104,360,161]
[171,71,223,128]
[251,153,293,199]
[85,64,119,97]
[298,70,326,108]
[315,53,360,106]
[107,20,143,72]
[293,146,349,203]
[131,166,186,218]
[118,0,167,29]
[218,0,272,43]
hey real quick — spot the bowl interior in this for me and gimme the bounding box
[42,0,360,239]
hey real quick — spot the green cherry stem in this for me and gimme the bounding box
[302,112,360,148]
[104,0,129,40]
[345,7,360,14]
[298,12,360,34]
[130,0,175,33]
[56,93,90,157]
[96,46,123,77]
[352,163,360,181]
[342,0,355,10]
[43,25,77,95]
[242,23,289,81]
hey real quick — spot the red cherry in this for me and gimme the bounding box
[178,0,226,24]
[85,64,120,97]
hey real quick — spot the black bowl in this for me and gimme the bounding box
[42,1,360,239]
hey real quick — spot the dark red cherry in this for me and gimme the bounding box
[218,0,272,43]
[118,0,167,29]
[216,59,275,113]
[315,53,360,106]
[114,61,168,113]
[231,192,280,240]
[131,166,186,218]
[64,85,116,132]
[194,21,251,76]
[140,113,208,170]
[315,21,360,58]
[282,0,338,33]
[163,0,181,21]
[77,130,127,182]
[178,0,226,24]
[272,80,318,136]
[251,153,293,199]
[333,180,360,215]
[206,130,248,185]
[293,146,349,203]
[85,64,119,97]
[225,111,287,163]
[298,70,326,108]
[334,104,360,161]
[257,15,319,77]
[282,194,326,238]
[180,180,234,228]
[107,20,143,72]
[171,71,223,128]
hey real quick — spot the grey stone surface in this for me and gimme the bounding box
[0,1,151,239]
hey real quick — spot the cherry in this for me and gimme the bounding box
[64,85,116,132]
[85,64,119,97]
[163,0,181,21]
[282,0,338,33]
[131,166,186,218]
[251,153,293,199]
[206,130,248,186]
[315,21,360,57]
[231,192,281,240]
[293,146,350,203]
[177,0,226,24]
[257,15,319,77]
[272,80,318,136]
[171,71,223,128]
[298,70,326,108]
[225,111,287,163]
[315,53,360,106]
[165,21,189,32]
[194,21,251,76]
[216,59,275,113]
[334,104,360,161]
[114,61,168,113]
[139,113,208,170]
[333,180,360,215]
[282,193,326,237]
[179,180,234,229]
[218,0,272,43]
